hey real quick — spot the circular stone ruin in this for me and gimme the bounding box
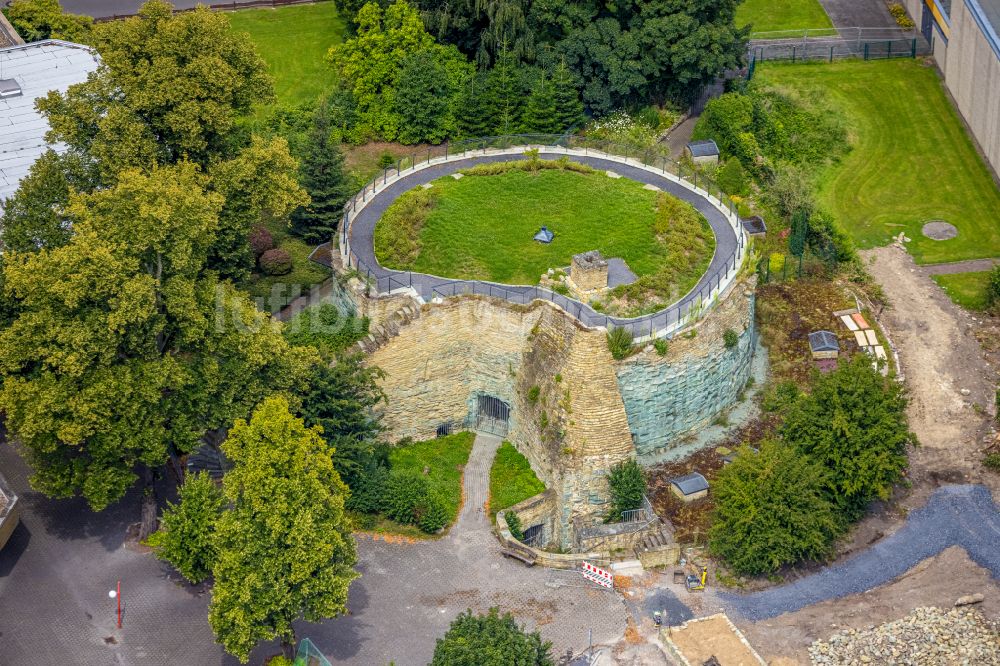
[921,220,958,241]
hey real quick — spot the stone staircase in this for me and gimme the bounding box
[356,303,421,354]
[635,524,680,568]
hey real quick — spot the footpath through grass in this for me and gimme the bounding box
[932,272,993,311]
[758,60,1000,265]
[489,442,546,519]
[389,432,475,526]
[226,3,345,111]
[736,0,834,35]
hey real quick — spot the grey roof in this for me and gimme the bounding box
[808,330,840,352]
[670,472,709,495]
[533,225,554,243]
[686,139,719,157]
[0,40,99,210]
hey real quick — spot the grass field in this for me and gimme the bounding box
[932,271,993,311]
[736,0,834,34]
[374,168,714,298]
[758,60,1000,265]
[489,442,546,519]
[227,2,345,110]
[389,432,475,526]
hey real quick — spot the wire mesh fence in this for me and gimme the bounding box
[336,134,749,341]
[748,26,930,65]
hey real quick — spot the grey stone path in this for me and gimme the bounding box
[923,257,1000,275]
[816,0,899,31]
[59,0,263,18]
[347,151,740,336]
[721,485,1000,621]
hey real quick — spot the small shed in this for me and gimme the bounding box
[741,215,767,237]
[670,472,709,502]
[808,330,840,360]
[684,139,720,165]
[533,225,554,243]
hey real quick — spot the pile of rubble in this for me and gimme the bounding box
[809,606,1000,665]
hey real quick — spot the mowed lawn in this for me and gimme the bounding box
[226,2,345,110]
[389,432,475,525]
[377,169,686,285]
[759,60,1000,264]
[736,0,834,34]
[489,442,546,519]
[932,271,993,311]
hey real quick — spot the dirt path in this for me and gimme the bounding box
[862,245,998,498]
[922,257,1000,275]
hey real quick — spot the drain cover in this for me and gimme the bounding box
[921,220,958,240]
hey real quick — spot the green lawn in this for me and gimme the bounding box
[489,442,546,518]
[374,168,714,296]
[758,60,1000,265]
[932,271,993,311]
[736,0,834,35]
[389,432,475,525]
[226,2,345,110]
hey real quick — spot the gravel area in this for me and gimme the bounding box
[809,607,1000,665]
[722,485,1000,621]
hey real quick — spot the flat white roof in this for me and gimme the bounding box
[0,40,99,210]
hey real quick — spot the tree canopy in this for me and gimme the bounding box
[151,471,225,584]
[2,0,92,43]
[209,396,358,663]
[432,607,554,666]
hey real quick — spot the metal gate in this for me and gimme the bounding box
[474,394,510,437]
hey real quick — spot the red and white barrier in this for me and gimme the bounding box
[580,561,614,589]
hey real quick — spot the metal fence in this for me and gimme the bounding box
[748,26,930,64]
[338,134,748,341]
[92,0,324,21]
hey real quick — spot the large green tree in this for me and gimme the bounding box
[709,442,841,576]
[521,74,559,134]
[0,164,314,524]
[781,355,912,519]
[290,102,353,244]
[432,608,554,666]
[2,0,92,43]
[209,396,358,663]
[394,49,454,144]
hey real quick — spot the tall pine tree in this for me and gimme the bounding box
[521,75,560,134]
[552,60,585,132]
[486,49,524,135]
[291,101,351,245]
[455,71,494,138]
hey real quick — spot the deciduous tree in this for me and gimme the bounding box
[151,471,224,584]
[209,396,358,663]
[432,607,554,665]
[2,0,92,43]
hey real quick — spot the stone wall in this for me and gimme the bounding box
[615,277,757,459]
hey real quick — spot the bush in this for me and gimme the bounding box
[605,459,645,522]
[345,462,390,514]
[415,489,450,533]
[432,608,554,666]
[654,338,669,356]
[769,253,786,274]
[984,453,1000,472]
[282,303,370,358]
[987,265,1000,312]
[723,328,739,349]
[715,158,750,196]
[381,470,430,524]
[527,386,541,403]
[259,248,293,276]
[606,326,635,360]
[249,225,275,258]
[761,381,800,413]
[504,511,525,541]
[888,3,915,28]
[151,471,225,584]
[710,441,841,575]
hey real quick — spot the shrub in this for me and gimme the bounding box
[415,489,449,533]
[248,225,275,258]
[654,338,669,356]
[527,386,541,403]
[605,459,645,522]
[781,355,912,520]
[606,326,635,360]
[984,453,1000,472]
[710,441,841,575]
[377,152,396,169]
[723,328,739,349]
[761,381,800,413]
[715,158,750,196]
[987,265,1000,312]
[888,3,915,28]
[151,471,225,584]
[768,252,786,275]
[345,462,390,514]
[282,303,370,358]
[381,470,431,524]
[373,188,436,266]
[259,248,293,276]
[505,511,525,541]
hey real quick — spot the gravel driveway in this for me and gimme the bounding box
[722,484,1000,621]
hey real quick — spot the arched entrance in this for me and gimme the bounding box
[473,394,510,437]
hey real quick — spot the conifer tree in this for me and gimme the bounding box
[290,101,351,244]
[552,60,585,132]
[455,71,494,138]
[486,48,524,135]
[521,75,560,134]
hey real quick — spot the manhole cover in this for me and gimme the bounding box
[922,220,958,240]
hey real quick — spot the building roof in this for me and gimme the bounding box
[686,139,719,157]
[670,472,709,495]
[0,40,99,209]
[533,225,554,243]
[808,330,840,352]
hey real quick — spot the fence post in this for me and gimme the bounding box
[792,45,796,63]
[864,43,869,61]
[829,45,834,62]
[911,38,916,58]
[887,40,892,58]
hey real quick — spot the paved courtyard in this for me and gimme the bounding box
[0,434,629,665]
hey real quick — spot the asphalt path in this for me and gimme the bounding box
[54,1,263,18]
[721,484,1000,621]
[347,152,741,336]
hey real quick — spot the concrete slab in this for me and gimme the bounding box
[840,314,859,331]
[854,330,869,347]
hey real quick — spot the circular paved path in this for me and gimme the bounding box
[347,152,741,335]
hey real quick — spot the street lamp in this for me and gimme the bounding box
[109,581,121,628]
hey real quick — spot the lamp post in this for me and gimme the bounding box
[109,581,121,628]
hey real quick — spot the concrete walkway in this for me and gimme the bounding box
[721,485,1000,621]
[816,0,899,31]
[922,257,1000,275]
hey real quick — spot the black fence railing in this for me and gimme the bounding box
[338,134,749,340]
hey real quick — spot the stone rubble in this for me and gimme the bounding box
[808,607,1000,665]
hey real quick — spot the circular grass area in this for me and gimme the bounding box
[373,164,715,313]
